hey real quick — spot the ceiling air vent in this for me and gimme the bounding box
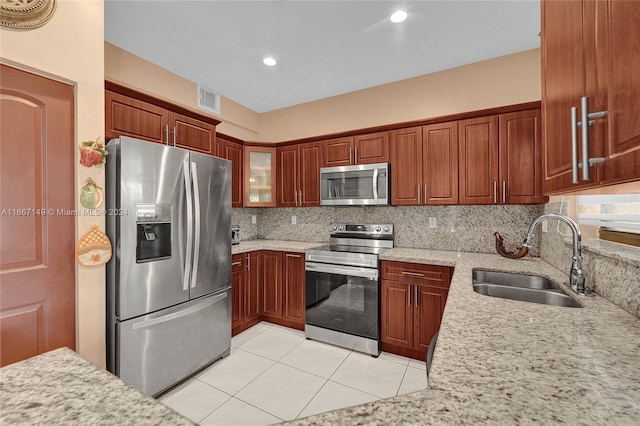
[197,85,220,115]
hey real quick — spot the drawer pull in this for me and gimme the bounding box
[286,254,301,258]
[231,261,241,266]
[401,271,424,277]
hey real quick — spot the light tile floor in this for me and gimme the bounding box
[159,322,427,425]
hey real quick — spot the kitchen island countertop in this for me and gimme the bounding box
[0,347,194,425]
[289,247,640,425]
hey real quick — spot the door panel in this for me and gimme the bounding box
[299,142,322,206]
[231,255,244,334]
[354,132,389,164]
[277,145,299,207]
[110,138,189,320]
[106,90,168,143]
[380,280,412,348]
[0,65,75,366]
[261,250,282,319]
[222,139,243,208]
[171,113,216,155]
[458,116,499,204]
[323,137,354,167]
[283,252,305,325]
[189,152,231,299]
[423,122,459,205]
[390,127,423,205]
[245,251,262,321]
[413,285,448,353]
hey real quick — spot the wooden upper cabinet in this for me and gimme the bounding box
[541,0,640,193]
[596,0,640,185]
[422,122,459,205]
[221,137,243,208]
[245,146,276,207]
[458,116,499,204]
[323,132,389,167]
[323,136,354,167]
[105,90,169,143]
[390,126,423,205]
[277,142,322,207]
[499,110,545,204]
[169,112,216,155]
[277,145,299,207]
[354,131,389,164]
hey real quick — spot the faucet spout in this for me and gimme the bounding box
[523,213,588,295]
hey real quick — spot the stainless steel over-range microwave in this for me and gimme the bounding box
[320,162,390,206]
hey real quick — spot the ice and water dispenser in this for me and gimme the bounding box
[136,203,172,262]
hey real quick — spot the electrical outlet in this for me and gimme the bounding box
[251,215,256,224]
[428,217,437,228]
[541,220,548,233]
[291,215,297,225]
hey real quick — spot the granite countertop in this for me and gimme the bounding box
[288,247,640,425]
[232,240,324,254]
[0,347,193,425]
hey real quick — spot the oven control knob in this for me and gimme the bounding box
[331,224,337,231]
[383,226,390,232]
[339,225,345,231]
[375,226,381,232]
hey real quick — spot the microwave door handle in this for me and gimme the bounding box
[372,168,379,202]
[190,161,201,288]
[183,160,193,291]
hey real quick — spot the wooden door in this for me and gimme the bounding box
[282,252,305,328]
[244,146,276,207]
[231,255,244,335]
[277,145,299,207]
[413,285,448,353]
[245,251,262,322]
[597,0,640,185]
[261,251,282,319]
[422,122,459,205]
[0,65,75,366]
[499,110,545,204]
[105,90,168,143]
[390,127,423,206]
[221,138,243,208]
[380,280,412,349]
[541,0,597,193]
[458,116,499,204]
[298,142,322,207]
[170,112,216,155]
[323,136,354,167]
[354,131,389,164]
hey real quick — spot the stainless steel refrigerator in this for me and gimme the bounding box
[105,136,231,396]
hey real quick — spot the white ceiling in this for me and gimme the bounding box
[104,0,541,113]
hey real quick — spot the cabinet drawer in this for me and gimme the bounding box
[231,254,244,272]
[381,261,452,288]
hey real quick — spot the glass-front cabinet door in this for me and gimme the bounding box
[244,146,276,207]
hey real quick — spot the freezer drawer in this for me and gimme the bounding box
[116,290,231,396]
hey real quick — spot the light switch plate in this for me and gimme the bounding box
[428,217,437,228]
[291,215,297,225]
[251,215,256,224]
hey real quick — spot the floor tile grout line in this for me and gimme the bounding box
[293,376,332,420]
[394,364,410,397]
[324,378,389,400]
[198,395,286,425]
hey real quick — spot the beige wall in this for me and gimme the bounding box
[106,45,541,143]
[1,0,106,366]
[105,42,262,142]
[261,49,541,141]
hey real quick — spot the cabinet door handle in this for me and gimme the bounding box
[401,271,424,277]
[571,106,579,183]
[286,254,301,258]
[493,181,497,204]
[502,181,506,204]
[407,285,411,306]
[415,286,418,307]
[417,185,421,204]
[294,190,298,206]
[231,261,241,266]
[246,254,250,271]
[578,96,608,182]
[299,191,303,204]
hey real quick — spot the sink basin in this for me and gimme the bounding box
[472,269,581,308]
[472,269,558,289]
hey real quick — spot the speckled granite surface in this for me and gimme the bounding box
[287,248,640,425]
[0,347,193,425]
[232,240,323,254]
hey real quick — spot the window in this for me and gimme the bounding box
[577,194,640,246]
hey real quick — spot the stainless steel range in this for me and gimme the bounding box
[305,223,393,356]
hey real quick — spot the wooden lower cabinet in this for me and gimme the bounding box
[381,261,452,360]
[262,250,306,330]
[262,251,283,319]
[231,252,262,336]
[282,252,305,326]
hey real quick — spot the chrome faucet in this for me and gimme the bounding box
[523,213,588,295]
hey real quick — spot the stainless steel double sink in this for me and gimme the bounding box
[472,269,582,308]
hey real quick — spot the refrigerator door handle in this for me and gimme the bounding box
[131,291,228,330]
[190,161,201,288]
[183,160,193,291]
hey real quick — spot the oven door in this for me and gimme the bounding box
[305,262,379,340]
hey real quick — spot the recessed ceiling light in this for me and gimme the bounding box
[263,57,277,66]
[390,10,407,23]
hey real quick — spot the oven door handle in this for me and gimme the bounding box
[305,262,379,280]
